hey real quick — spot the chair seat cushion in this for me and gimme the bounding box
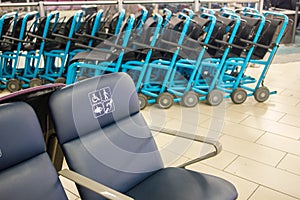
[126,167,238,200]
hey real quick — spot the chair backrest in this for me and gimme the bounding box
[49,72,164,200]
[0,102,67,200]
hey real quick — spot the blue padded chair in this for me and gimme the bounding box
[0,102,68,200]
[49,72,238,200]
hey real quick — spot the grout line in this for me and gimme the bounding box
[275,152,288,168]
[222,154,239,171]
[253,131,266,143]
[276,112,287,122]
[246,184,260,200]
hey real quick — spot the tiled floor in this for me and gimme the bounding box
[2,38,300,200]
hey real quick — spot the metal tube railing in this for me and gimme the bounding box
[0,0,262,13]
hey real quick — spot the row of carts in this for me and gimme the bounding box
[0,6,289,109]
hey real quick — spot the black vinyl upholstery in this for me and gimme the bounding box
[49,72,238,200]
[0,102,67,200]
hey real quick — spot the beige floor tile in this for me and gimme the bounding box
[220,135,285,166]
[228,102,285,121]
[199,105,249,123]
[268,80,300,94]
[202,150,238,170]
[267,94,300,107]
[225,157,300,199]
[164,137,213,157]
[222,121,265,142]
[241,116,300,140]
[279,114,300,128]
[278,154,300,176]
[196,126,222,138]
[141,109,173,127]
[280,88,300,99]
[255,100,300,117]
[199,117,226,132]
[163,116,211,132]
[153,131,175,148]
[256,132,300,156]
[249,186,298,200]
[187,162,258,200]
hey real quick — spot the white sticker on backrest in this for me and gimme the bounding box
[0,148,2,158]
[88,87,115,118]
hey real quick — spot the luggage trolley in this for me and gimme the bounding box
[190,10,241,106]
[0,11,40,92]
[138,12,191,109]
[223,11,289,103]
[120,13,164,110]
[38,10,84,84]
[17,11,60,89]
[65,14,136,84]
[166,12,217,108]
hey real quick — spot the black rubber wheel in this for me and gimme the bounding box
[29,78,43,88]
[7,79,21,92]
[231,88,247,104]
[157,92,174,109]
[206,89,223,106]
[138,93,148,110]
[54,77,66,84]
[254,86,270,103]
[182,91,199,107]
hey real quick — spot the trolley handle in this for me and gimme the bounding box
[214,39,230,46]
[160,39,201,52]
[51,33,78,42]
[27,32,63,43]
[75,43,119,55]
[79,33,106,42]
[240,38,275,49]
[2,35,34,44]
[132,41,175,54]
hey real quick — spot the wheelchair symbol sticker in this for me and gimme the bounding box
[88,87,115,118]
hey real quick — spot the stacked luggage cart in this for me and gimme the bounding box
[0,5,289,109]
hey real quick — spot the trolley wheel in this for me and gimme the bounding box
[231,88,247,104]
[29,78,43,88]
[182,91,198,107]
[157,92,174,109]
[54,77,66,84]
[206,89,223,106]
[6,79,21,92]
[254,86,270,103]
[138,93,148,110]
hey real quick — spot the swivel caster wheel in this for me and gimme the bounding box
[206,89,223,106]
[231,88,247,104]
[29,78,43,88]
[157,92,174,109]
[54,77,66,84]
[182,91,198,107]
[138,93,148,110]
[7,79,21,93]
[254,86,270,103]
